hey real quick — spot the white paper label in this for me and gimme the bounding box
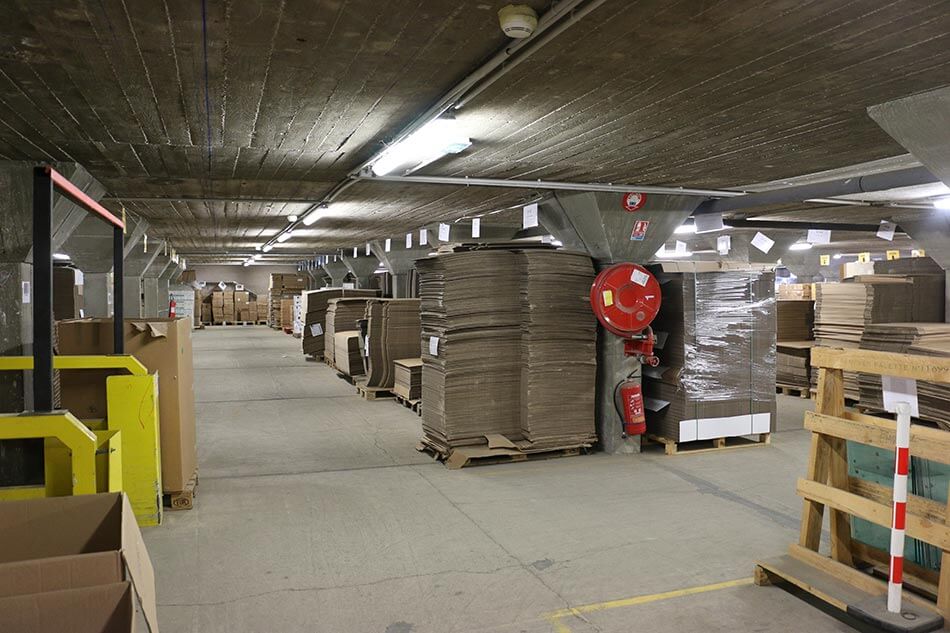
[218,281,226,290]
[523,203,539,229]
[236,284,244,291]
[21,281,30,304]
[309,323,323,337]
[694,213,724,234]
[384,238,391,252]
[674,240,687,255]
[79,308,85,318]
[74,270,84,285]
[877,220,896,241]
[751,231,774,253]
[471,218,480,238]
[428,336,439,356]
[438,223,450,242]
[807,229,831,244]
[405,233,412,248]
[882,375,919,417]
[353,247,358,257]
[365,243,371,255]
[364,335,369,356]
[717,235,731,255]
[630,268,650,286]
[420,229,428,246]
[342,282,355,289]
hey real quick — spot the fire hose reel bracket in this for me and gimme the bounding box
[590,263,661,338]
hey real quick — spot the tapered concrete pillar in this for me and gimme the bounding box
[142,244,171,317]
[321,259,349,286]
[120,217,152,318]
[61,214,116,317]
[157,262,181,317]
[341,251,381,290]
[370,240,431,298]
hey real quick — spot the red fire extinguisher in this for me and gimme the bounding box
[617,378,646,436]
[168,298,176,318]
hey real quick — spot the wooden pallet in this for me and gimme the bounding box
[417,436,587,469]
[643,433,771,456]
[356,384,394,400]
[776,384,811,399]
[163,471,198,511]
[335,371,358,385]
[394,394,421,415]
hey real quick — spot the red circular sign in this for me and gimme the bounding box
[622,192,647,212]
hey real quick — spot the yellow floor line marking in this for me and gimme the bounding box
[544,577,753,632]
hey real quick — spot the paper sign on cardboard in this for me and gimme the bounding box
[717,235,731,255]
[523,203,539,229]
[882,375,920,417]
[428,336,439,356]
[438,223,450,242]
[420,229,428,245]
[310,323,323,337]
[694,213,724,233]
[472,218,480,238]
[750,232,774,253]
[807,229,831,244]
[364,334,369,356]
[820,254,831,266]
[406,233,412,248]
[217,281,226,290]
[631,268,650,286]
[21,281,30,304]
[876,220,896,241]
[384,238,391,252]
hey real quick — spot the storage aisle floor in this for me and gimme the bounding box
[146,327,854,632]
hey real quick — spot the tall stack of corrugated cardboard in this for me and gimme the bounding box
[643,264,776,443]
[300,288,379,358]
[325,297,373,367]
[362,298,421,389]
[417,247,598,454]
[268,273,307,327]
[776,298,814,390]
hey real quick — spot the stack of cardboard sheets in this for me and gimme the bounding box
[363,299,421,388]
[643,267,776,443]
[300,288,378,358]
[393,358,422,400]
[776,341,814,390]
[857,323,950,431]
[417,250,524,450]
[269,273,307,327]
[334,331,364,377]
[519,250,597,448]
[777,300,814,342]
[325,297,373,367]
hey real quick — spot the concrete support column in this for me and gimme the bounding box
[82,272,113,317]
[321,260,349,286]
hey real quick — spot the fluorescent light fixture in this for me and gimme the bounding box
[833,253,843,260]
[262,244,274,253]
[934,196,950,211]
[371,118,472,176]
[303,204,328,226]
[288,214,299,222]
[255,245,262,251]
[788,242,813,251]
[253,254,262,260]
[373,267,388,274]
[243,261,251,267]
[276,231,293,243]
[52,252,71,260]
[673,223,697,235]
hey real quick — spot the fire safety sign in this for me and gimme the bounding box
[630,219,650,241]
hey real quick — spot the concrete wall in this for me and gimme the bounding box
[191,264,302,297]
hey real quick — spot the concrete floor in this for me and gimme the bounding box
[145,326,855,633]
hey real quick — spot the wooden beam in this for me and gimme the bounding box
[938,483,949,619]
[796,479,950,551]
[804,411,950,464]
[813,367,852,565]
[848,476,947,524]
[811,346,950,383]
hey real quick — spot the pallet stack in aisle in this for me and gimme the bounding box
[301,288,378,359]
[268,273,307,328]
[325,297,374,367]
[334,332,364,376]
[393,358,422,400]
[363,299,421,389]
[643,263,776,444]
[857,323,950,431]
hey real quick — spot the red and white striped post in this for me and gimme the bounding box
[887,401,912,614]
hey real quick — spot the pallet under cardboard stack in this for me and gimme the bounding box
[643,264,776,444]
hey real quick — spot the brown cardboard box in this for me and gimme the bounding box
[53,266,84,320]
[0,493,158,632]
[57,318,197,493]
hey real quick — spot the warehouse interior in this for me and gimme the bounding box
[0,2,949,632]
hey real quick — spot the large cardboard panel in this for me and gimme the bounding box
[0,582,139,633]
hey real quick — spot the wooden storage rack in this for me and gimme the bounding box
[754,347,950,625]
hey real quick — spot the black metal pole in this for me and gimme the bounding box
[32,167,53,412]
[113,224,124,354]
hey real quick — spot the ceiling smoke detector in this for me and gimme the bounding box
[498,4,538,39]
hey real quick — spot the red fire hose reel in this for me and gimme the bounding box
[590,263,662,437]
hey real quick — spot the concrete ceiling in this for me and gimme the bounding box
[1,0,948,262]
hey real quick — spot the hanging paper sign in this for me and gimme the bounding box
[630,219,650,241]
[882,375,920,417]
[857,252,871,263]
[438,223,450,241]
[717,235,731,255]
[365,243,371,255]
[353,247,358,257]
[406,233,412,248]
[911,248,925,257]
[886,250,900,261]
[694,213,724,234]
[876,220,896,241]
[384,238,391,252]
[472,218,480,238]
[236,284,244,291]
[819,254,831,266]
[621,192,647,212]
[217,281,226,290]
[419,229,428,246]
[522,203,539,228]
[807,229,831,244]
[750,232,774,254]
